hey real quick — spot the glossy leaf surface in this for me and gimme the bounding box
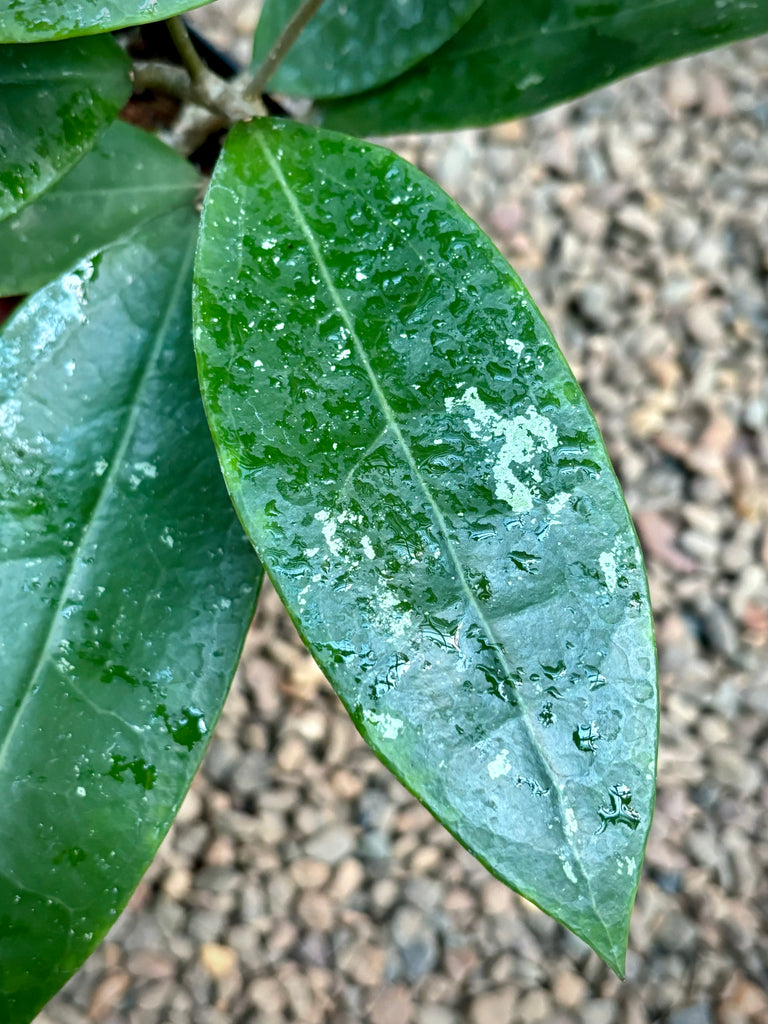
[251,0,483,98]
[0,0,214,43]
[0,208,261,1023]
[194,119,658,973]
[0,37,129,222]
[0,120,200,298]
[321,0,768,133]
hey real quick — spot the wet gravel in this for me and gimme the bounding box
[36,14,768,1024]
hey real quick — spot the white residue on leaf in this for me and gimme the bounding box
[564,807,578,837]
[548,491,570,514]
[304,547,319,558]
[363,710,403,739]
[314,509,342,556]
[488,749,513,779]
[361,535,375,560]
[444,387,558,512]
[129,461,157,489]
[505,338,524,354]
[375,588,412,638]
[355,268,368,281]
[261,238,276,249]
[160,527,174,548]
[560,853,578,884]
[599,550,618,594]
[314,508,364,559]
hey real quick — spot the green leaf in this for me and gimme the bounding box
[0,120,200,298]
[0,207,261,1023]
[0,37,130,222]
[320,0,768,133]
[193,118,658,974]
[0,0,214,43]
[251,0,483,98]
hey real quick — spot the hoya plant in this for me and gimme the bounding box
[1,1,765,1019]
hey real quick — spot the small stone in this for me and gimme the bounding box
[88,971,132,1020]
[329,856,365,899]
[127,950,176,980]
[304,824,357,863]
[246,976,287,1015]
[418,1007,457,1024]
[582,997,617,1024]
[199,943,238,979]
[276,733,308,772]
[665,65,700,111]
[552,970,588,1009]
[289,857,331,889]
[369,985,415,1024]
[391,905,439,981]
[297,890,334,931]
[517,988,552,1022]
[667,1005,713,1024]
[137,977,175,1010]
[543,129,577,177]
[338,941,388,987]
[469,988,516,1024]
[480,880,514,915]
[231,751,269,796]
[163,867,193,900]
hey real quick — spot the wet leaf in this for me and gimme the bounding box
[0,0,214,43]
[251,0,483,99]
[193,119,658,974]
[0,120,200,297]
[0,37,130,222]
[320,0,768,133]
[0,207,261,1023]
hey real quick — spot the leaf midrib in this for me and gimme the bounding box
[254,130,611,942]
[0,228,196,779]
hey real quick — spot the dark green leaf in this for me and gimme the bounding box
[0,0,214,43]
[193,118,658,974]
[0,120,200,298]
[251,0,483,98]
[320,0,768,133]
[0,37,130,222]
[0,207,261,1023]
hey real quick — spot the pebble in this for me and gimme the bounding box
[304,824,357,863]
[391,905,439,981]
[469,987,516,1024]
[199,944,237,979]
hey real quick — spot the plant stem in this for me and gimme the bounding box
[244,0,328,101]
[132,60,192,101]
[168,16,207,82]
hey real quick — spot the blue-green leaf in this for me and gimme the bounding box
[193,118,658,974]
[320,0,768,133]
[0,207,261,1022]
[0,0,215,43]
[0,37,130,222]
[251,0,483,98]
[0,120,200,297]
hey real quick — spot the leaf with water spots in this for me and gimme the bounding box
[193,118,658,974]
[0,0,215,43]
[0,120,200,298]
[320,0,768,133]
[0,37,130,222]
[251,0,483,99]
[0,207,261,1022]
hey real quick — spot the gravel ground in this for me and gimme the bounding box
[36,11,768,1024]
